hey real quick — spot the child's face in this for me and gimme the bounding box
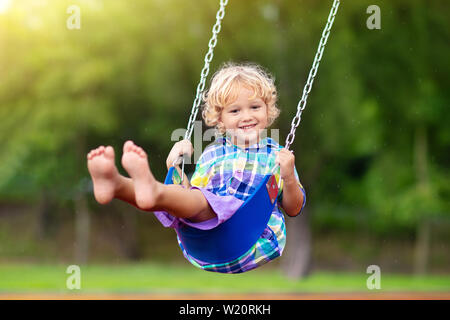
[219,87,269,148]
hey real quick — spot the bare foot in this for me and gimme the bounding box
[121,140,160,210]
[87,146,120,204]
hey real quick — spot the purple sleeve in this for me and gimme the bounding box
[153,186,244,231]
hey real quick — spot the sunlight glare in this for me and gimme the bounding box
[0,0,12,14]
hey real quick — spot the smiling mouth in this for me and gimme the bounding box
[239,124,257,130]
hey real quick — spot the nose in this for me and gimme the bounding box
[241,109,253,122]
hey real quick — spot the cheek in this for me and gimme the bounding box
[261,108,269,123]
[221,115,238,128]
[259,112,269,125]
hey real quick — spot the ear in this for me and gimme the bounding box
[217,120,224,131]
[217,114,224,127]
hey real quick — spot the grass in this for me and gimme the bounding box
[0,262,449,294]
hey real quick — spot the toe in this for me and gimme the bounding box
[104,146,115,159]
[123,140,134,152]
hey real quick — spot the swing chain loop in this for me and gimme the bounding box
[284,0,340,151]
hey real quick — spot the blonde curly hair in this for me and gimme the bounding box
[202,62,280,134]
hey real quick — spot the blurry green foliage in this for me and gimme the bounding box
[0,0,448,232]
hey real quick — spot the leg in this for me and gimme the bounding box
[121,141,216,222]
[154,184,216,223]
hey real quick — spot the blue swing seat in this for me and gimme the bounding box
[164,166,279,264]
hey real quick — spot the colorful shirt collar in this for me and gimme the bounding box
[215,135,281,151]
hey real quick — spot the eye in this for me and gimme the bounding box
[229,109,239,114]
[251,105,260,110]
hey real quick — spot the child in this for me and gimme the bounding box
[87,62,306,273]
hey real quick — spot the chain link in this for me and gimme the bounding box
[284,0,340,150]
[185,0,228,141]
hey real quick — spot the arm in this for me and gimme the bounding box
[280,175,304,217]
[275,149,305,217]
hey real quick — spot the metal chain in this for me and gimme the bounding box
[178,0,228,181]
[176,0,338,179]
[284,0,340,150]
[185,0,229,141]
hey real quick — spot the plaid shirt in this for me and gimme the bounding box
[174,135,306,273]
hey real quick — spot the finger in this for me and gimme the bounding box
[275,155,280,165]
[172,156,182,166]
[182,145,193,155]
[182,139,193,149]
[179,149,189,157]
